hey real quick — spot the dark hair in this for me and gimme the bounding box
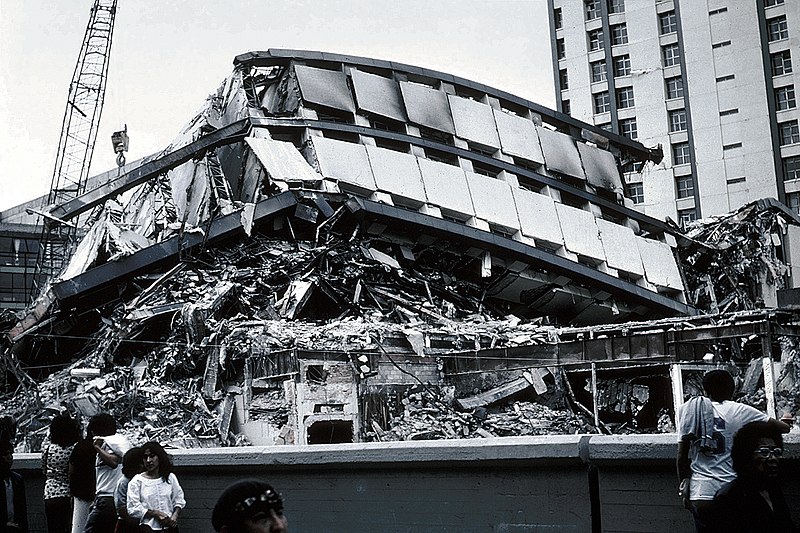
[50,414,81,447]
[703,369,735,401]
[141,441,172,482]
[87,413,116,437]
[731,421,784,474]
[211,479,283,531]
[121,447,145,479]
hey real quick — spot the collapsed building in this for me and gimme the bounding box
[1,50,799,450]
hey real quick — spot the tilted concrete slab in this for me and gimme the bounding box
[448,94,500,149]
[365,145,426,206]
[350,69,407,123]
[493,108,545,165]
[399,81,455,134]
[511,187,564,247]
[465,172,519,230]
[555,203,606,262]
[417,158,474,218]
[294,64,355,113]
[597,218,645,276]
[245,137,323,183]
[636,236,685,290]
[537,126,587,180]
[576,142,623,193]
[312,137,376,193]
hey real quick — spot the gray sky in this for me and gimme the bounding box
[0,0,554,212]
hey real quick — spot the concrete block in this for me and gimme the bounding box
[312,137,376,193]
[418,204,442,218]
[536,126,586,180]
[555,204,606,262]
[448,94,500,149]
[399,81,455,134]
[294,65,355,113]
[417,158,474,217]
[493,108,545,165]
[466,217,491,232]
[366,145,427,205]
[465,171,520,230]
[576,142,623,193]
[350,68,408,122]
[245,137,322,183]
[369,191,394,205]
[511,187,564,247]
[596,218,645,276]
[636,236,685,290]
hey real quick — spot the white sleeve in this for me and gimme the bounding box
[170,473,186,511]
[676,398,698,441]
[126,475,147,520]
[737,403,769,425]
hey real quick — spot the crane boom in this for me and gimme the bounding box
[30,0,118,300]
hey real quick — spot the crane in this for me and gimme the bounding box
[29,0,119,301]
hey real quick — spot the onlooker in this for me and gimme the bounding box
[43,414,81,533]
[1,439,28,532]
[113,447,144,533]
[676,369,789,533]
[83,414,130,533]
[126,442,185,532]
[70,426,97,533]
[0,416,15,446]
[709,421,799,532]
[211,479,287,533]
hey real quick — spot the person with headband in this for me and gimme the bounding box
[211,480,287,533]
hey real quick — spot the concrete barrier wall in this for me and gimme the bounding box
[13,434,799,532]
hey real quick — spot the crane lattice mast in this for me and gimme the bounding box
[30,0,118,301]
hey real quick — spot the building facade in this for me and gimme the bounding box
[549,0,800,224]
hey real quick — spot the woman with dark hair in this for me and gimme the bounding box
[69,422,96,533]
[126,442,185,532]
[42,414,81,533]
[114,447,144,533]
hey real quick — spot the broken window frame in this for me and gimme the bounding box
[613,55,631,77]
[659,11,677,35]
[662,44,681,67]
[669,109,687,132]
[620,118,637,140]
[625,181,644,204]
[616,86,635,109]
[767,16,788,42]
[672,142,691,165]
[665,76,684,99]
[611,23,629,45]
[779,120,800,145]
[593,91,611,114]
[771,51,793,77]
[591,59,607,83]
[783,155,800,181]
[678,207,697,227]
[676,174,695,199]
[775,85,796,111]
[588,29,604,52]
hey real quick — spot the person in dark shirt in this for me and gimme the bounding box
[709,420,798,533]
[1,439,28,532]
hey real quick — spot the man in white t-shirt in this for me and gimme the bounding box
[83,413,130,533]
[676,369,789,533]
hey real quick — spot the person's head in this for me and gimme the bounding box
[212,479,287,533]
[50,413,81,447]
[87,413,116,437]
[141,441,172,481]
[121,447,145,479]
[703,369,735,401]
[0,439,13,476]
[731,421,784,487]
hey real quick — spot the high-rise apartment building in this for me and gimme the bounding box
[548,0,800,223]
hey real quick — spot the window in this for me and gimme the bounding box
[625,182,644,204]
[608,0,625,14]
[659,11,677,34]
[672,142,691,165]
[620,118,638,139]
[588,29,604,51]
[613,55,631,77]
[591,60,607,82]
[554,7,563,29]
[779,120,799,145]
[559,69,569,91]
[712,41,731,49]
[678,208,697,226]
[557,38,566,59]
[611,23,628,45]
[600,123,613,131]
[771,51,793,77]
[765,0,785,6]
[594,91,611,114]
[788,192,800,215]
[768,16,788,42]
[676,174,695,199]
[617,87,635,108]
[663,44,681,67]
[719,108,739,117]
[586,0,601,20]
[562,99,571,115]
[669,109,687,132]
[776,86,796,110]
[665,77,684,99]
[784,156,800,181]
[709,7,728,15]
[716,74,735,82]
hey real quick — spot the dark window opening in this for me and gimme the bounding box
[425,148,459,166]
[307,420,353,444]
[419,126,454,146]
[306,364,329,383]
